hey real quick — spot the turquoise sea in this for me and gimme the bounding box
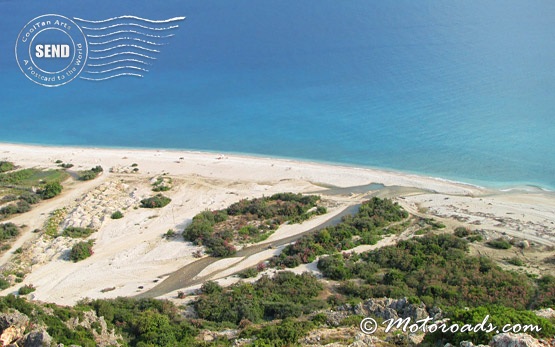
[0,1,554,189]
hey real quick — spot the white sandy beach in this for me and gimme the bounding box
[0,143,554,305]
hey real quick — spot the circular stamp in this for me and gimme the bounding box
[15,14,88,87]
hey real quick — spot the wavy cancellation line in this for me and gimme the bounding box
[75,15,185,81]
[84,66,149,74]
[74,15,186,24]
[81,23,180,31]
[80,73,144,81]
[87,59,151,67]
[90,44,160,53]
[87,52,157,60]
[88,37,167,46]
[86,30,175,39]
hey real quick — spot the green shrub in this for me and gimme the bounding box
[487,238,512,249]
[62,227,95,238]
[110,211,124,219]
[78,166,103,181]
[19,192,41,204]
[506,257,524,266]
[454,226,471,237]
[39,181,63,199]
[69,240,94,262]
[238,267,258,278]
[140,194,171,208]
[18,284,36,295]
[0,223,19,241]
[0,161,15,173]
[0,278,10,290]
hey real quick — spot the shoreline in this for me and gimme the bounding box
[1,142,554,305]
[1,141,548,193]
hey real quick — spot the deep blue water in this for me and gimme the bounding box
[1,1,554,189]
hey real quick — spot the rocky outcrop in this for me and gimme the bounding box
[490,333,551,347]
[451,333,555,347]
[335,297,440,322]
[20,329,52,347]
[0,310,29,346]
[66,310,121,347]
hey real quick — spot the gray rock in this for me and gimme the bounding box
[21,329,52,347]
[0,310,29,331]
[490,333,543,347]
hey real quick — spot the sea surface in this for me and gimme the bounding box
[0,1,554,189]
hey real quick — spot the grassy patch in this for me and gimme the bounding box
[487,238,512,249]
[62,227,95,239]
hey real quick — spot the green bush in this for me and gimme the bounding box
[487,238,512,249]
[69,240,94,262]
[454,226,471,237]
[140,194,171,208]
[39,181,63,199]
[0,278,10,290]
[19,192,41,204]
[0,161,15,173]
[238,267,259,278]
[110,211,124,219]
[18,284,36,295]
[506,257,524,266]
[0,223,19,241]
[62,227,95,238]
[78,166,103,181]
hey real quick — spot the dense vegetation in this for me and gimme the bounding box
[0,167,67,219]
[69,240,95,262]
[17,284,36,295]
[39,181,63,199]
[0,161,15,173]
[183,193,324,257]
[272,197,408,267]
[318,234,549,310]
[78,166,104,181]
[0,222,19,251]
[195,272,324,324]
[140,194,172,208]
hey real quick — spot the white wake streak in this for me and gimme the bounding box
[74,15,185,24]
[90,44,160,53]
[80,73,144,81]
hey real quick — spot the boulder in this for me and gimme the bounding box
[490,333,544,347]
[0,310,29,345]
[20,329,52,347]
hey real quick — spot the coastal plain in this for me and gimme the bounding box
[0,143,554,306]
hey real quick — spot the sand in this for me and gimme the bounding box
[0,143,554,305]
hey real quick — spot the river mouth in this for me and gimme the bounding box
[308,183,385,196]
